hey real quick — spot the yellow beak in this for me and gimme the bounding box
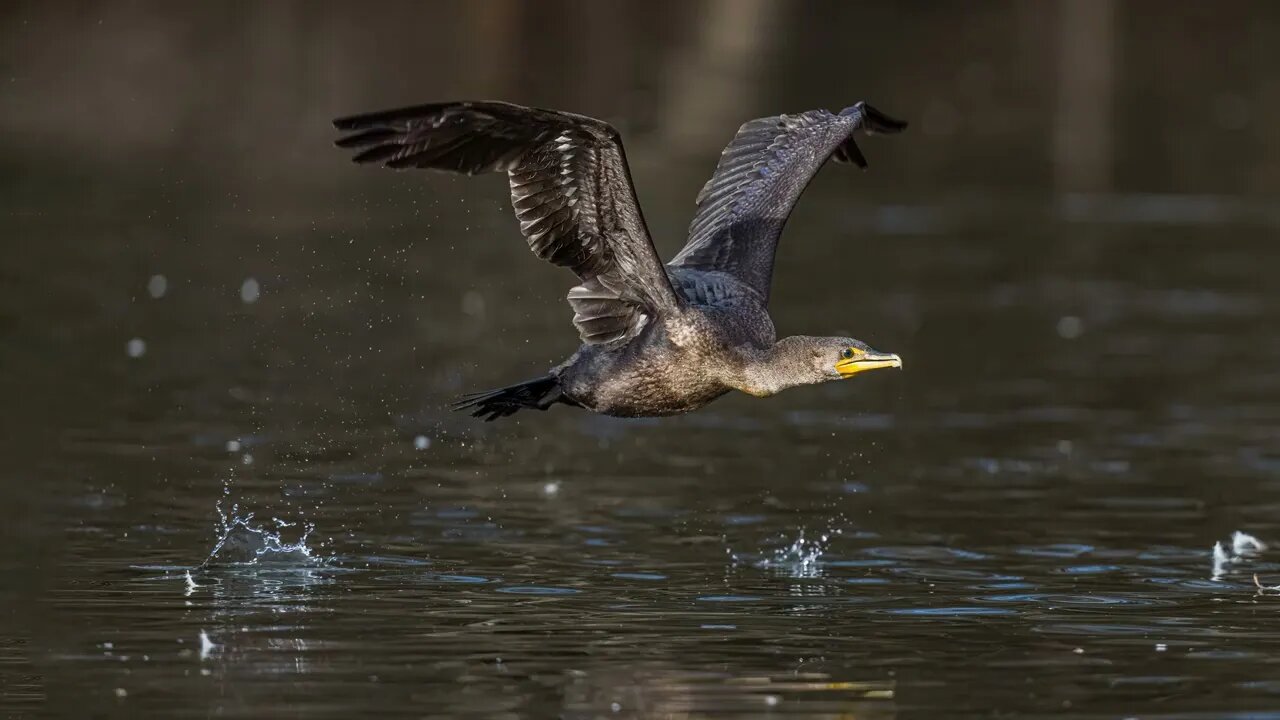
[835,351,903,378]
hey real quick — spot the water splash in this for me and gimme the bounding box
[198,630,218,660]
[200,500,320,567]
[756,529,841,578]
[1211,530,1268,580]
[1211,541,1230,580]
[1233,531,1267,555]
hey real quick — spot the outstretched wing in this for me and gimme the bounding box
[668,102,906,302]
[334,101,681,345]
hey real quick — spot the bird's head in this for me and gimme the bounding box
[740,336,902,397]
[816,337,903,381]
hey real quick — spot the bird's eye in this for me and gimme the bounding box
[841,348,855,360]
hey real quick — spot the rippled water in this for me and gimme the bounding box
[6,205,1280,718]
[7,4,1280,717]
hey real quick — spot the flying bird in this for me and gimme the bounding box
[334,100,906,420]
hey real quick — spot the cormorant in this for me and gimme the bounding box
[334,100,906,420]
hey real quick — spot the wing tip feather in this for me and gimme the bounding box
[842,101,909,134]
[332,101,463,131]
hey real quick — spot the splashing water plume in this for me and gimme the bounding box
[201,500,321,567]
[1211,530,1268,580]
[198,630,218,661]
[756,528,841,578]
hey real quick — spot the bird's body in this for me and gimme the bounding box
[335,100,907,420]
[558,316,733,417]
[559,271,769,416]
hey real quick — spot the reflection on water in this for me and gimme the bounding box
[6,2,1280,718]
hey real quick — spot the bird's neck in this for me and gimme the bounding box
[735,336,821,397]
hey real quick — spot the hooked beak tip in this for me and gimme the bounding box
[835,351,903,378]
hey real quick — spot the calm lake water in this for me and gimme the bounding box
[5,3,1280,718]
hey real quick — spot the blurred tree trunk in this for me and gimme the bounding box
[1054,0,1116,192]
[658,0,786,153]
[465,0,523,96]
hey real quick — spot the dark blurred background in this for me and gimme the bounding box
[6,1,1279,196]
[4,0,1278,424]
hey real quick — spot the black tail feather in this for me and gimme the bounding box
[451,375,572,422]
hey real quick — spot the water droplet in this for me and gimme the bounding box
[225,440,241,453]
[610,702,621,713]
[240,278,261,304]
[461,290,485,318]
[241,453,254,466]
[413,435,431,450]
[147,274,167,299]
[543,481,561,497]
[126,338,147,358]
[1057,316,1084,339]
[114,688,127,699]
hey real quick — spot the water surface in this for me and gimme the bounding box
[5,3,1280,717]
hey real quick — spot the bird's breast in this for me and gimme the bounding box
[558,323,733,417]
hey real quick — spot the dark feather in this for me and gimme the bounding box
[669,102,906,302]
[336,100,681,345]
[334,127,401,149]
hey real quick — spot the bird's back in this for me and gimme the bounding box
[555,267,774,417]
[667,267,775,347]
